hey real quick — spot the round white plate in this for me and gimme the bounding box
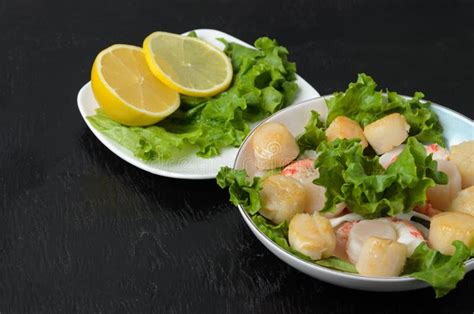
[77,29,319,179]
[234,95,474,291]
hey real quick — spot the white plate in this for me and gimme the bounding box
[234,96,474,292]
[77,29,319,179]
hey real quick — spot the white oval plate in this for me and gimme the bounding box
[234,95,474,291]
[77,29,319,179]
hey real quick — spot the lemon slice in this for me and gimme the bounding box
[143,32,233,97]
[91,44,180,126]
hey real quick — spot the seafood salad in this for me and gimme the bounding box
[217,74,474,297]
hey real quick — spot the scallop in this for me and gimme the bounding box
[325,116,368,148]
[259,174,306,224]
[363,113,410,155]
[449,141,474,188]
[449,186,474,217]
[252,122,299,170]
[288,213,336,260]
[346,219,398,264]
[356,237,408,277]
[429,212,474,255]
[426,160,462,210]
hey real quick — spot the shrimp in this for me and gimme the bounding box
[425,143,450,160]
[391,219,425,256]
[415,201,440,217]
[334,221,356,260]
[282,159,344,217]
[252,122,299,170]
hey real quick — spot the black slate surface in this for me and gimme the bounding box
[1,0,474,313]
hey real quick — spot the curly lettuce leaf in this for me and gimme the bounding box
[88,36,298,160]
[404,241,471,298]
[326,73,445,146]
[216,167,262,215]
[252,215,292,250]
[316,257,357,273]
[87,109,201,160]
[314,137,448,218]
[296,110,327,152]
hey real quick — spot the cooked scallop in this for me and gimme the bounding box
[259,174,306,224]
[325,116,368,148]
[429,212,474,255]
[426,159,462,210]
[346,219,398,264]
[356,237,408,277]
[252,122,299,170]
[363,113,410,155]
[449,141,474,188]
[449,186,474,217]
[288,213,336,260]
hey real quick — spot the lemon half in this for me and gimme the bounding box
[91,44,180,126]
[143,32,233,97]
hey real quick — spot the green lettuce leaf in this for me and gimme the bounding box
[88,36,298,160]
[404,241,470,298]
[316,257,357,273]
[326,73,445,146]
[314,137,448,218]
[252,215,291,250]
[87,109,201,160]
[216,167,262,215]
[296,110,327,152]
[186,30,198,38]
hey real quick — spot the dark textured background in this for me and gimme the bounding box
[1,0,474,313]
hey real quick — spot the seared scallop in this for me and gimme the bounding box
[252,122,299,170]
[356,237,408,277]
[449,186,474,217]
[429,212,474,255]
[363,113,410,155]
[288,213,336,260]
[259,174,306,224]
[325,116,368,148]
[449,141,474,188]
[426,160,462,210]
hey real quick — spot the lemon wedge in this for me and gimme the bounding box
[143,32,233,97]
[91,44,180,126]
